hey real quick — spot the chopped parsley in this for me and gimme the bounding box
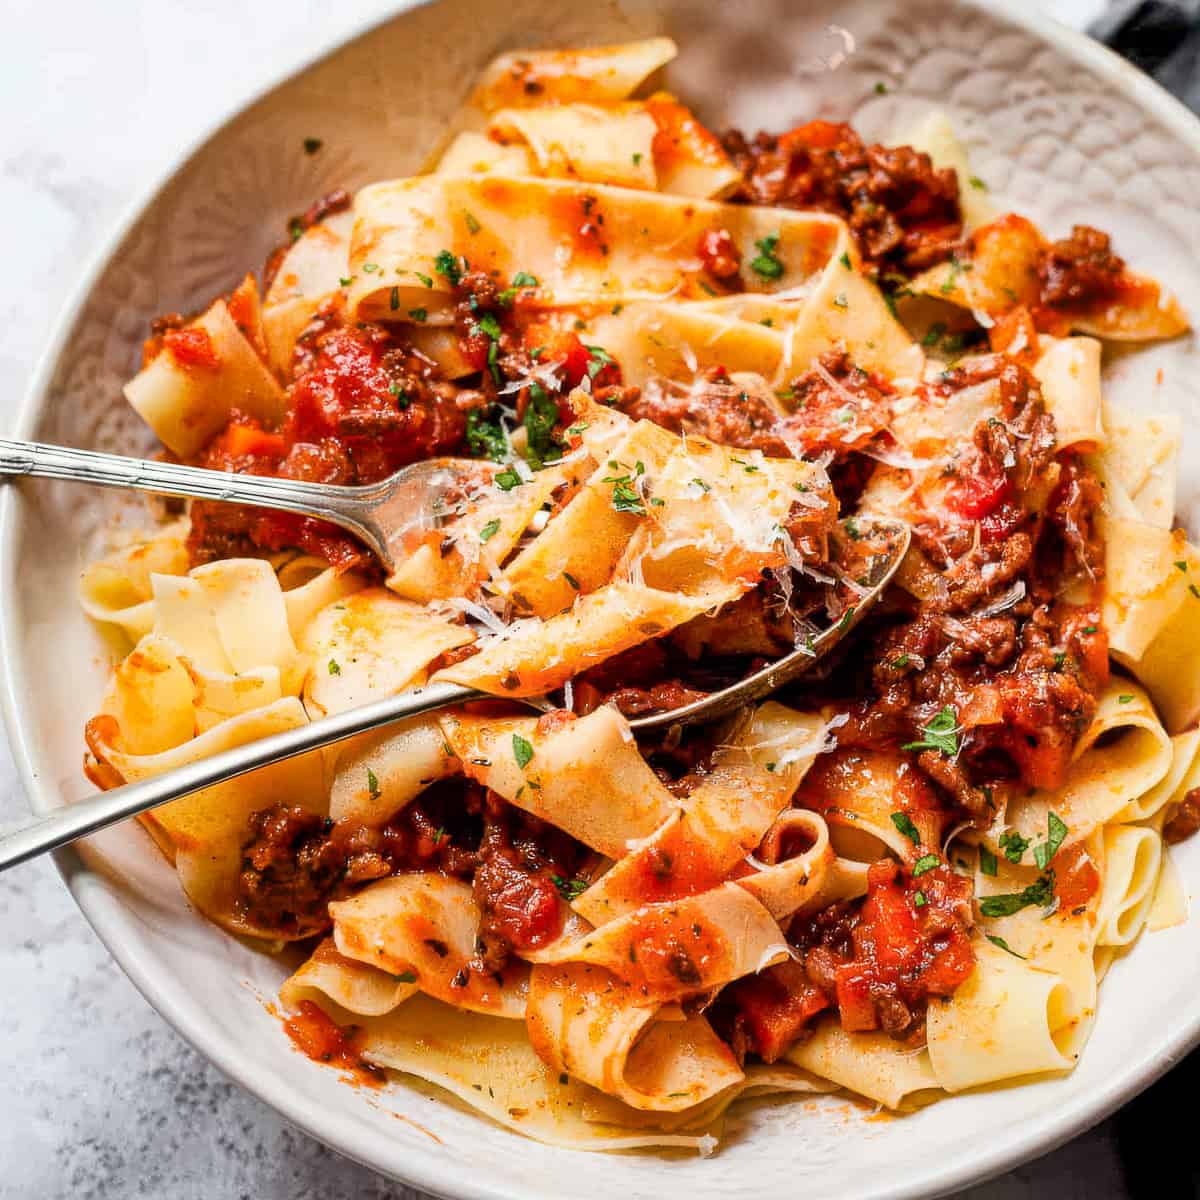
[1118,694,1134,704]
[978,873,1055,918]
[940,258,964,296]
[913,890,928,908]
[632,152,643,166]
[839,251,852,269]
[495,465,522,491]
[463,209,481,234]
[922,322,947,349]
[691,478,711,493]
[466,409,508,462]
[968,175,988,191]
[361,262,380,273]
[985,934,1025,959]
[367,768,381,799]
[523,382,560,469]
[551,875,589,901]
[1083,624,1098,634]
[414,271,433,288]
[338,276,354,287]
[912,853,940,877]
[901,705,959,756]
[891,654,911,669]
[891,812,921,845]
[999,829,1031,864]
[327,659,341,676]
[749,232,785,280]
[979,844,998,877]
[512,733,534,770]
[390,286,401,311]
[434,249,464,285]
[388,380,411,408]
[874,81,888,94]
[288,218,305,243]
[408,307,428,322]
[1032,812,1068,871]
[584,344,615,380]
[610,479,646,515]
[479,518,501,544]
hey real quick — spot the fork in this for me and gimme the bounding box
[0,438,487,572]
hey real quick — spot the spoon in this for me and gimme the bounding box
[0,460,907,870]
[0,437,488,571]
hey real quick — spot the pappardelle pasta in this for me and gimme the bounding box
[79,37,1200,1151]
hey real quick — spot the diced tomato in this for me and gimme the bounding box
[219,423,286,460]
[1052,842,1101,912]
[946,465,1011,521]
[521,327,619,389]
[834,961,878,1032]
[162,326,220,370]
[726,960,832,1059]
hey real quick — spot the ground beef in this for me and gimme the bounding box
[1164,788,1200,844]
[1037,224,1125,309]
[621,352,893,463]
[234,781,585,966]
[722,121,963,275]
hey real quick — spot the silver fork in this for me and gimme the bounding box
[0,438,489,572]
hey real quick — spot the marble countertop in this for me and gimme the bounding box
[1,2,1195,1197]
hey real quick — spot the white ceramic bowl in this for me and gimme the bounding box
[6,2,1200,1197]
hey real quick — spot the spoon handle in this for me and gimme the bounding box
[0,680,480,873]
[0,437,383,552]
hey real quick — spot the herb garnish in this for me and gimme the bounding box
[512,733,534,770]
[479,518,501,544]
[902,705,959,756]
[749,232,785,280]
[890,812,921,845]
[979,873,1055,918]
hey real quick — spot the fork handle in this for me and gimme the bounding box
[0,680,480,872]
[0,437,385,554]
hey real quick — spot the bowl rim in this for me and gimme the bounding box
[5,3,1200,1197]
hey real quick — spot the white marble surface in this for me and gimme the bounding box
[0,2,1162,1197]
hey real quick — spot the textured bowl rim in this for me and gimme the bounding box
[5,3,1200,1197]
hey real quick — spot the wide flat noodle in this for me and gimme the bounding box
[526,962,742,1113]
[471,38,677,112]
[926,938,1075,1090]
[575,704,828,924]
[1032,336,1104,451]
[348,991,727,1151]
[974,839,1103,1062]
[262,208,354,377]
[785,1020,939,1110]
[302,588,474,718]
[1095,824,1162,948]
[435,580,740,697]
[125,297,284,457]
[281,936,419,1016]
[330,874,529,1018]
[1092,402,1180,529]
[328,717,459,825]
[79,519,190,642]
[439,705,677,858]
[528,883,789,1001]
[348,178,855,322]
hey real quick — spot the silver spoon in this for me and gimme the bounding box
[0,441,908,869]
[0,437,488,571]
